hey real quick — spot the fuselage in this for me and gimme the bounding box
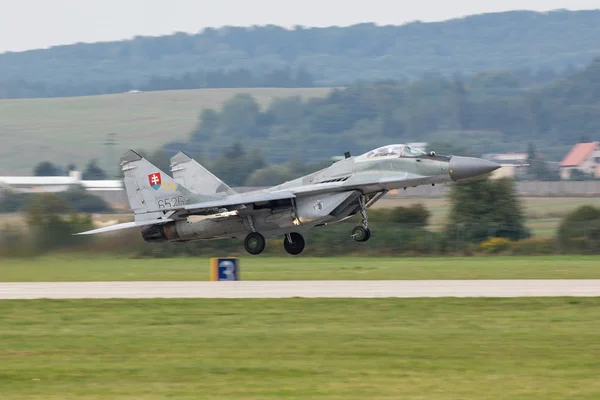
[82,145,498,256]
[142,145,475,243]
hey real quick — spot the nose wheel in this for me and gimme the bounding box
[352,226,371,242]
[352,195,371,242]
[284,232,305,255]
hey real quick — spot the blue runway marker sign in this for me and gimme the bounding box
[210,258,239,281]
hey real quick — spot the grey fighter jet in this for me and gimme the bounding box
[77,144,500,255]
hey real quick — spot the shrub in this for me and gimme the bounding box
[0,190,33,212]
[0,186,111,213]
[478,237,513,253]
[511,238,556,255]
[446,176,529,243]
[558,237,600,254]
[388,204,431,227]
[58,185,112,213]
[25,193,94,254]
[0,224,32,257]
[557,205,600,253]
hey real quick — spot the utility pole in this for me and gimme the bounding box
[104,133,118,178]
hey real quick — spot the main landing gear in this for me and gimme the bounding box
[352,195,371,242]
[243,231,306,255]
[284,232,305,255]
[244,232,266,255]
[243,194,374,255]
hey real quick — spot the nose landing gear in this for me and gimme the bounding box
[352,226,371,242]
[352,195,371,242]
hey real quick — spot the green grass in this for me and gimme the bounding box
[1,298,599,399]
[374,196,600,236]
[2,255,600,282]
[528,218,563,238]
[0,87,333,174]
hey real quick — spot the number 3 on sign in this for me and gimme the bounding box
[219,260,235,281]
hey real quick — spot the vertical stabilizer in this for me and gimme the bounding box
[120,150,213,221]
[170,151,237,196]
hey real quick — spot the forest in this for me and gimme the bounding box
[13,56,600,183]
[162,57,600,168]
[1,9,600,98]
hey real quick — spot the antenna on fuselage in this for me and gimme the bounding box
[344,151,351,159]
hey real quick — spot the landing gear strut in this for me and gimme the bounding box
[284,232,305,255]
[352,195,371,242]
[244,232,266,255]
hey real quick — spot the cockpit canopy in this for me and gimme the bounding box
[360,144,426,159]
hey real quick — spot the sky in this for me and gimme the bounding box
[0,0,598,52]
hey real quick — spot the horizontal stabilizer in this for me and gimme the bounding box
[74,218,174,235]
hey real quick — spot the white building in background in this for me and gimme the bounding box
[0,170,83,192]
[482,152,528,179]
[0,171,126,208]
[0,170,123,193]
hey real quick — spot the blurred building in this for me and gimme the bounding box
[559,142,600,179]
[407,142,428,152]
[0,171,127,208]
[482,152,528,179]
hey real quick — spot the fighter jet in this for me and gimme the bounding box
[77,144,500,255]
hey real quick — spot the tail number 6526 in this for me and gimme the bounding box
[157,196,185,209]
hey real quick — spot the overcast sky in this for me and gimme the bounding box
[0,0,598,52]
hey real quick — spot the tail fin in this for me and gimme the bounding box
[120,150,212,221]
[170,151,237,196]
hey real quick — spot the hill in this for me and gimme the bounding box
[170,57,600,166]
[1,10,600,98]
[0,88,333,174]
[4,56,600,177]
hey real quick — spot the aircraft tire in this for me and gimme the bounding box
[283,232,305,255]
[352,226,371,242]
[244,232,266,255]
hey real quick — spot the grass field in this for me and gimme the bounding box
[2,255,600,282]
[1,298,599,399]
[0,87,333,174]
[374,196,600,237]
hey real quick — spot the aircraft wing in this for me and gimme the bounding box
[75,218,174,235]
[284,183,352,196]
[270,175,426,197]
[268,182,367,197]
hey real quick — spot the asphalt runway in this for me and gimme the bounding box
[1,280,600,299]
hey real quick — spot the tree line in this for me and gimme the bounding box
[31,144,333,187]
[4,174,600,257]
[29,57,600,184]
[161,57,600,166]
[33,160,108,180]
[0,67,315,99]
[1,10,599,97]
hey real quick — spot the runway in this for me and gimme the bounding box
[1,280,600,299]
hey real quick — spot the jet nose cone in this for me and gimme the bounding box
[449,156,501,181]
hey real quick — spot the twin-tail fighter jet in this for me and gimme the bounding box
[78,145,500,255]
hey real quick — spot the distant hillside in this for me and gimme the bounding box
[0,88,333,174]
[167,57,600,165]
[1,9,600,98]
[3,56,600,176]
